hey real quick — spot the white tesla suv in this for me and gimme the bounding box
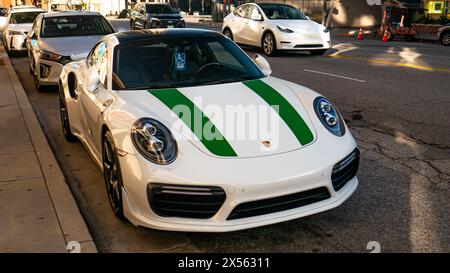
[222,3,331,56]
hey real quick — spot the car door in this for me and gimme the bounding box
[242,5,265,46]
[230,5,248,44]
[80,41,111,156]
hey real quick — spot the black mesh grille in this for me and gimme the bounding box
[331,148,360,191]
[294,44,324,48]
[227,187,330,220]
[147,184,226,219]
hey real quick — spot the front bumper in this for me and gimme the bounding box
[7,34,27,51]
[36,59,64,86]
[119,136,359,232]
[276,31,331,51]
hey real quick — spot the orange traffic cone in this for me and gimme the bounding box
[382,29,389,42]
[357,28,363,40]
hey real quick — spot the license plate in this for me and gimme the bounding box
[167,25,173,28]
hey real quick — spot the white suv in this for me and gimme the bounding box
[0,7,45,54]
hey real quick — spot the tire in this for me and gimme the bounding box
[440,31,450,46]
[28,51,34,75]
[262,32,277,56]
[33,71,46,92]
[310,49,327,56]
[58,85,77,142]
[223,28,233,41]
[102,131,125,220]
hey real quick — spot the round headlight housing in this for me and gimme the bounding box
[313,97,345,137]
[131,118,178,164]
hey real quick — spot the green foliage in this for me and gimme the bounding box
[438,15,450,25]
[415,14,437,24]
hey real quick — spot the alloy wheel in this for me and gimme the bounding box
[103,133,125,219]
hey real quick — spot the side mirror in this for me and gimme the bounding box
[252,54,271,76]
[86,68,100,93]
[115,27,128,32]
[0,16,9,32]
[251,13,262,21]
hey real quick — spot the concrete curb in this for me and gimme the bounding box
[1,49,97,253]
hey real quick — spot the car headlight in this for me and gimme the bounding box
[40,50,62,62]
[8,30,24,35]
[313,97,345,136]
[131,118,178,164]
[277,25,294,33]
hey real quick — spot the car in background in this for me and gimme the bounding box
[0,7,8,17]
[222,3,330,56]
[118,9,130,19]
[0,7,45,54]
[59,29,359,232]
[130,2,184,29]
[27,11,115,91]
[438,24,450,46]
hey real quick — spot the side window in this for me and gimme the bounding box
[88,42,109,85]
[245,6,261,19]
[234,7,245,18]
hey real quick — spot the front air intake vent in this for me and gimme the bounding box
[147,184,226,219]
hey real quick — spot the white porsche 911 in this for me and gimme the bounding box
[59,29,359,232]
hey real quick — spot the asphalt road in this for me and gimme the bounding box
[9,20,450,252]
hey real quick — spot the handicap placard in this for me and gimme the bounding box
[174,52,186,71]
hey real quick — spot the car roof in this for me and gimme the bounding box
[42,11,102,17]
[9,8,45,13]
[111,28,222,44]
[10,5,38,9]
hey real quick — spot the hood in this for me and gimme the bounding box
[119,77,317,158]
[39,36,103,58]
[7,23,33,33]
[273,20,325,40]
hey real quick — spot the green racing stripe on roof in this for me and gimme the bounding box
[243,79,314,146]
[148,88,237,157]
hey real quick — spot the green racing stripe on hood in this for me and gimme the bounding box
[243,79,314,146]
[148,88,238,157]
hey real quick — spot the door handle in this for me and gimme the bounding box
[102,99,113,108]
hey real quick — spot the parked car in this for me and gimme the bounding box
[438,23,450,46]
[130,2,185,29]
[222,3,331,56]
[59,29,359,232]
[0,7,45,54]
[117,9,130,19]
[27,11,115,91]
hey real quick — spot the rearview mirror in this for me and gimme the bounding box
[252,54,271,76]
[0,16,9,32]
[86,68,100,93]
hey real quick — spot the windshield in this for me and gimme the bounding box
[146,4,177,14]
[113,36,265,90]
[260,4,307,20]
[40,15,114,38]
[9,12,43,24]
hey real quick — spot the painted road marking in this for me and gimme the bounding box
[303,69,367,83]
[328,54,450,73]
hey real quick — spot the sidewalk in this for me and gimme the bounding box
[0,44,96,253]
